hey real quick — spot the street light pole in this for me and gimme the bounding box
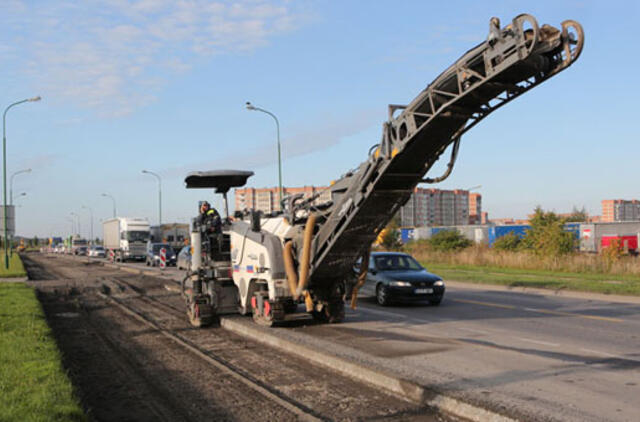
[70,212,80,237]
[82,205,94,244]
[142,170,162,225]
[245,102,283,206]
[3,96,40,268]
[10,168,31,206]
[101,193,116,218]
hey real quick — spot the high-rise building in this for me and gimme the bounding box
[400,188,476,227]
[235,186,332,214]
[469,193,482,224]
[601,199,640,222]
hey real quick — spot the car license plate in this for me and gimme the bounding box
[414,288,433,294]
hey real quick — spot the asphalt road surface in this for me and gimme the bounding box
[57,254,640,421]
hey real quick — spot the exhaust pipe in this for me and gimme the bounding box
[190,231,202,272]
[350,249,370,310]
[297,213,316,312]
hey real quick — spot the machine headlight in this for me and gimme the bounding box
[389,281,412,287]
[434,280,444,287]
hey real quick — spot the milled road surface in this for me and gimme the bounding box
[42,253,640,421]
[24,253,451,422]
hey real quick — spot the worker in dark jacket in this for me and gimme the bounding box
[194,201,223,259]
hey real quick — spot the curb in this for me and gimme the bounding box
[220,317,515,422]
[446,280,640,304]
[0,276,29,283]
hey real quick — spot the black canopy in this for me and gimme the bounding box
[184,170,254,193]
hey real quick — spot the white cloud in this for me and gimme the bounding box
[1,0,303,117]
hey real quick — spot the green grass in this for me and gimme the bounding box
[0,283,85,421]
[421,261,640,296]
[0,251,27,278]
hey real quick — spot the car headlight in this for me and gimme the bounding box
[434,280,444,287]
[389,281,412,287]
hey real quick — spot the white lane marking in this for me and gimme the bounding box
[516,337,560,347]
[579,348,618,358]
[357,306,409,319]
[457,326,490,334]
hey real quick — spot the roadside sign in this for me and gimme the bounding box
[159,248,166,270]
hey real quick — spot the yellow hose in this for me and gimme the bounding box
[283,241,298,296]
[350,249,370,310]
[297,213,316,311]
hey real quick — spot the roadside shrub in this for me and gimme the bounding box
[492,232,522,251]
[522,207,575,256]
[427,230,472,252]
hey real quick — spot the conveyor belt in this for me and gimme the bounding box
[310,14,584,285]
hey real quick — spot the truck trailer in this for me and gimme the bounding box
[150,223,189,252]
[102,217,150,262]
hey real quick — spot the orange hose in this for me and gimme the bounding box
[297,213,316,311]
[350,250,370,310]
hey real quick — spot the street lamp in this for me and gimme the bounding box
[10,168,31,205]
[11,192,26,203]
[82,205,94,244]
[101,193,116,218]
[65,218,74,235]
[245,101,283,205]
[70,212,81,237]
[141,170,162,225]
[3,96,41,268]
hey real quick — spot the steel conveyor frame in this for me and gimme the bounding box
[308,14,584,286]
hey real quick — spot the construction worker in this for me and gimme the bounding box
[194,201,223,258]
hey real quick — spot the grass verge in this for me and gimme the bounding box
[0,283,85,421]
[0,251,27,278]
[421,261,640,296]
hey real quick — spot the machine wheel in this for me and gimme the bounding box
[251,295,274,327]
[312,300,345,324]
[283,299,298,314]
[376,284,390,306]
[187,301,214,327]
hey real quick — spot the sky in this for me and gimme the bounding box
[1,0,638,238]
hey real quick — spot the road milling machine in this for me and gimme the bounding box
[181,14,584,327]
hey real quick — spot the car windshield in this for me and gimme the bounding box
[374,254,423,271]
[127,231,149,242]
[94,246,104,251]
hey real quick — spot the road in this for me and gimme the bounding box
[53,254,640,421]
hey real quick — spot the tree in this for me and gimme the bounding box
[565,206,588,222]
[428,230,472,252]
[522,206,575,256]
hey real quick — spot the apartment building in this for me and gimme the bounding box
[235,186,332,214]
[400,188,478,227]
[601,199,640,222]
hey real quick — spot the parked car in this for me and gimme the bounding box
[88,245,106,258]
[354,251,445,306]
[145,242,176,267]
[74,246,88,256]
[177,245,191,270]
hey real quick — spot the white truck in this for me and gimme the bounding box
[102,217,150,262]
